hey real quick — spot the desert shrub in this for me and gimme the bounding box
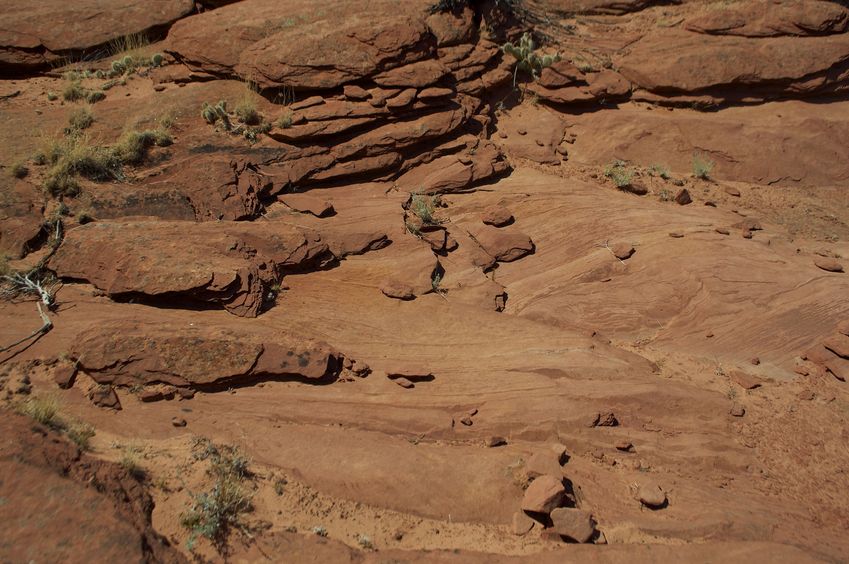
[18,395,61,427]
[66,420,96,450]
[692,153,714,180]
[182,439,253,550]
[62,81,105,104]
[603,160,633,188]
[10,162,28,179]
[43,136,120,197]
[151,53,164,67]
[276,110,293,129]
[66,107,94,133]
[235,100,261,126]
[201,101,232,130]
[46,92,58,101]
[410,193,440,225]
[113,129,173,165]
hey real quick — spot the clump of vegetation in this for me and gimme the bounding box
[182,438,254,551]
[430,0,515,13]
[119,445,146,479]
[312,526,328,537]
[235,99,261,126]
[604,160,633,189]
[62,80,105,104]
[692,153,715,180]
[502,32,561,86]
[10,162,28,179]
[39,135,120,197]
[66,420,96,450]
[16,394,96,450]
[202,100,271,142]
[202,100,233,130]
[409,193,441,226]
[18,394,61,426]
[647,163,670,180]
[66,107,94,134]
[276,110,294,129]
[357,534,374,550]
[112,129,173,165]
[46,92,58,101]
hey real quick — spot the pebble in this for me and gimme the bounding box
[393,377,414,389]
[611,243,635,260]
[730,404,746,417]
[615,441,634,452]
[725,186,741,197]
[668,232,684,238]
[485,436,507,447]
[171,417,187,427]
[635,482,667,508]
[814,258,844,273]
[715,228,730,235]
[674,188,692,205]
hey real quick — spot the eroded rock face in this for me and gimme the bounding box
[0,0,194,72]
[49,221,387,317]
[71,320,341,388]
[684,1,849,38]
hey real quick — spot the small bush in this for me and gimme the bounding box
[113,129,172,165]
[276,110,293,129]
[410,193,440,225]
[151,53,164,67]
[10,162,28,179]
[182,439,253,550]
[692,153,714,180]
[502,32,561,86]
[120,451,146,479]
[66,420,96,450]
[603,160,633,188]
[63,81,105,104]
[66,107,94,133]
[46,92,58,101]
[18,395,61,427]
[235,100,261,126]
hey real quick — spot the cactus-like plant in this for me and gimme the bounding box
[201,101,232,130]
[502,32,561,87]
[151,53,164,67]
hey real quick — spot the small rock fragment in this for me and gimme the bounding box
[52,363,77,389]
[597,412,618,427]
[668,232,684,238]
[623,182,648,196]
[814,258,844,273]
[611,243,635,260]
[750,357,760,366]
[481,205,514,227]
[549,508,596,543]
[393,377,415,389]
[797,389,815,401]
[521,475,565,514]
[674,188,692,205]
[380,280,416,300]
[139,390,166,402]
[635,482,667,508]
[715,228,730,235]
[485,436,507,447]
[88,386,121,410]
[511,511,535,536]
[615,441,634,452]
[177,388,195,400]
[730,404,746,417]
[171,417,187,427]
[460,415,473,426]
[724,186,741,197]
[730,370,763,390]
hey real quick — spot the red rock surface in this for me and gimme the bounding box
[2,0,849,562]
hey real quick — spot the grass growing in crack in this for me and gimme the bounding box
[66,420,96,450]
[119,445,146,479]
[603,160,632,188]
[182,438,253,551]
[692,153,715,180]
[62,80,105,104]
[410,193,440,226]
[235,99,261,126]
[112,129,173,165]
[276,110,294,129]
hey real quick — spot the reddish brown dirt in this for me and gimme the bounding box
[2,1,849,562]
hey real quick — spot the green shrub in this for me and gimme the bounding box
[151,53,164,67]
[692,153,714,180]
[182,439,253,550]
[47,92,58,101]
[113,129,172,165]
[603,160,633,188]
[410,193,440,225]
